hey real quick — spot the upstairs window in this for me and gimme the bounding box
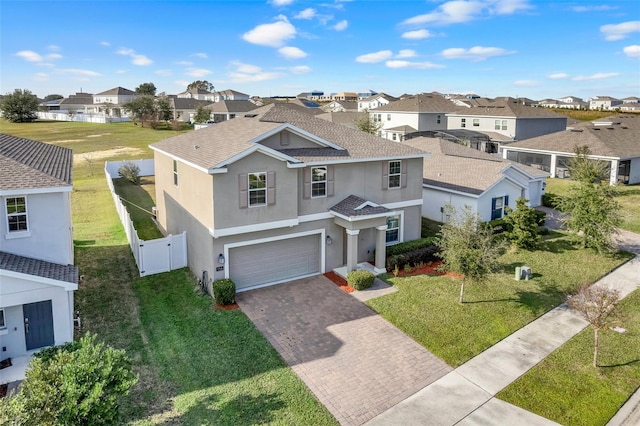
[248,172,267,206]
[501,120,508,130]
[461,118,466,128]
[311,166,327,198]
[388,160,401,189]
[387,114,391,121]
[437,115,441,124]
[6,197,28,232]
[495,120,501,130]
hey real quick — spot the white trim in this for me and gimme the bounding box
[422,184,481,198]
[210,145,302,172]
[503,146,620,161]
[0,186,72,197]
[150,146,211,174]
[355,201,379,210]
[210,218,299,238]
[373,266,387,275]
[388,160,402,189]
[249,123,346,151]
[298,212,334,222]
[225,228,325,281]
[303,153,429,167]
[0,269,78,291]
[331,210,393,222]
[248,171,268,207]
[5,195,29,235]
[380,199,423,209]
[346,229,360,236]
[376,224,388,231]
[385,211,404,245]
[310,166,328,198]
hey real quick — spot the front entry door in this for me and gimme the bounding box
[23,300,54,351]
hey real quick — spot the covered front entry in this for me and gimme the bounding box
[23,300,54,351]
[228,233,322,290]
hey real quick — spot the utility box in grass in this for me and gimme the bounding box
[515,266,522,281]
[521,266,532,280]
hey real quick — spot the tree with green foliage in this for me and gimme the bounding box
[135,82,157,96]
[0,89,39,122]
[122,95,155,127]
[560,145,621,253]
[0,334,137,425]
[187,80,215,92]
[354,109,382,135]
[567,284,620,367]
[504,197,541,249]
[155,96,173,122]
[436,205,506,304]
[193,104,211,124]
[43,94,64,101]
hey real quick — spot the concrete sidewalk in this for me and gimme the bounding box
[367,224,640,425]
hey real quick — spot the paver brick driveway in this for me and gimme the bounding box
[236,275,452,425]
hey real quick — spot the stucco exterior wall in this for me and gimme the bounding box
[629,158,640,184]
[477,180,524,222]
[514,118,567,140]
[422,188,478,222]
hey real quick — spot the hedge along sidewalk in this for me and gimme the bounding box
[367,244,640,425]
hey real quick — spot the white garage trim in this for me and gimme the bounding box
[224,229,326,292]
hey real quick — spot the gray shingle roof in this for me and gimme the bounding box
[0,134,73,191]
[449,98,567,118]
[0,251,78,284]
[330,195,391,218]
[170,98,211,109]
[205,100,259,113]
[375,93,457,113]
[151,103,425,169]
[403,137,547,195]
[505,115,640,159]
[95,86,135,96]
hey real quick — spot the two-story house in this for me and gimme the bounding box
[0,134,78,364]
[87,86,137,116]
[150,104,426,292]
[589,96,622,111]
[372,93,457,141]
[358,93,399,112]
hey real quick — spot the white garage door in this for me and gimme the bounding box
[229,234,321,290]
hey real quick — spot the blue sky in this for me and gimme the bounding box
[1,0,639,100]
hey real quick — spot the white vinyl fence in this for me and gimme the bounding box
[38,111,131,123]
[105,160,187,277]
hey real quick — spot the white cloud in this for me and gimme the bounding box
[573,72,620,81]
[278,46,308,59]
[175,80,191,89]
[623,45,640,58]
[115,69,127,74]
[16,50,43,62]
[56,68,102,77]
[402,0,531,26]
[441,46,515,61]
[402,29,433,40]
[291,65,311,74]
[548,73,569,79]
[270,0,294,5]
[186,68,212,77]
[155,69,172,76]
[572,5,616,12]
[385,60,445,69]
[514,80,540,86]
[295,8,316,19]
[333,20,348,31]
[356,50,393,63]
[34,72,49,81]
[396,49,417,59]
[242,15,296,47]
[232,62,262,74]
[47,45,60,51]
[228,61,284,83]
[191,52,208,59]
[47,53,63,60]
[100,41,110,47]
[175,61,193,66]
[116,47,153,66]
[601,21,640,41]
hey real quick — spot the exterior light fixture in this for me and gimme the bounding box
[218,253,225,264]
[326,235,332,245]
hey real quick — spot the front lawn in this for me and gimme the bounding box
[112,177,163,240]
[367,233,633,367]
[497,289,640,426]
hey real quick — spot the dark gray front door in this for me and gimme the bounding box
[23,300,54,351]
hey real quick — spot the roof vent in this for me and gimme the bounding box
[244,114,258,118]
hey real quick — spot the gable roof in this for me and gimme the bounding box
[170,98,211,110]
[505,115,640,159]
[403,137,546,195]
[95,86,135,96]
[375,93,457,113]
[0,251,78,286]
[205,100,259,113]
[150,103,426,171]
[449,98,567,118]
[330,195,391,220]
[0,134,73,191]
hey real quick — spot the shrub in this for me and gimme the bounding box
[118,161,141,185]
[386,245,440,271]
[213,278,236,304]
[542,193,560,209]
[346,270,375,290]
[487,218,512,234]
[384,237,438,257]
[533,209,547,226]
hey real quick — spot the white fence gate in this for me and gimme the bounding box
[105,160,187,277]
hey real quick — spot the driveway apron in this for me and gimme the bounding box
[236,275,452,426]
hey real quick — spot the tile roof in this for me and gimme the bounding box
[403,137,547,195]
[0,134,73,191]
[151,103,426,169]
[505,115,640,159]
[95,86,135,96]
[375,93,457,113]
[0,251,78,284]
[330,195,391,218]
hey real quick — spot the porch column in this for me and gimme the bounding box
[609,159,619,185]
[374,225,388,274]
[346,229,360,273]
[550,153,557,178]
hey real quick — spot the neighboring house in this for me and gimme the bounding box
[620,97,640,112]
[316,111,368,130]
[169,97,212,122]
[176,87,212,100]
[204,100,259,123]
[589,96,622,110]
[502,115,640,185]
[372,93,456,141]
[91,86,136,107]
[0,134,78,363]
[60,92,95,114]
[150,103,426,292]
[209,89,250,102]
[358,93,399,112]
[446,97,567,143]
[332,92,358,101]
[321,100,358,113]
[403,137,547,222]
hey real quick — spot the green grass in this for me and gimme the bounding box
[0,119,336,425]
[546,178,640,234]
[112,177,163,240]
[497,289,640,426]
[368,233,634,367]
